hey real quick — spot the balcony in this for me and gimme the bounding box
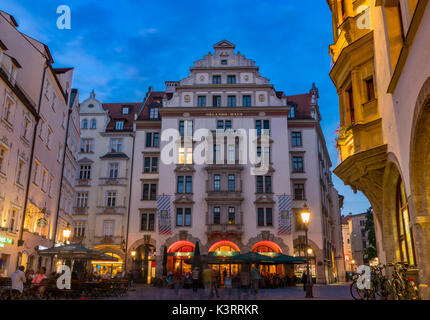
[94,236,122,245]
[97,206,126,215]
[206,223,243,238]
[76,179,91,187]
[73,207,88,215]
[99,177,128,186]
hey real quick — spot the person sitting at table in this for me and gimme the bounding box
[32,267,48,298]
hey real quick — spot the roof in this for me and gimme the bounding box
[136,91,164,121]
[286,93,313,119]
[100,152,130,160]
[102,102,141,132]
[54,67,74,74]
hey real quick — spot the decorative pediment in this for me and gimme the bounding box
[174,194,195,204]
[254,195,276,204]
[174,165,195,174]
[78,157,94,164]
[213,40,236,50]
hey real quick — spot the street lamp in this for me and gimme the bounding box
[62,224,72,243]
[301,203,313,298]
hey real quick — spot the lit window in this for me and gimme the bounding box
[178,147,193,164]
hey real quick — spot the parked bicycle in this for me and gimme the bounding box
[388,262,420,300]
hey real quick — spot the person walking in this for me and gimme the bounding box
[302,271,308,291]
[210,268,220,298]
[239,266,250,298]
[174,270,182,296]
[11,266,26,296]
[202,265,212,298]
[250,265,261,297]
[192,267,199,294]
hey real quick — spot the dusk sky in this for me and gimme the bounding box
[3,0,371,215]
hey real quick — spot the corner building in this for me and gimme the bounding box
[127,41,345,284]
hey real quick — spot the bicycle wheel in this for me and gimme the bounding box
[350,281,366,300]
[391,279,402,300]
[405,281,420,300]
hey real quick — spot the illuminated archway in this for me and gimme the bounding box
[208,240,240,254]
[167,241,195,274]
[167,240,195,253]
[251,241,283,257]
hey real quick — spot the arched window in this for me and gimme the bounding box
[81,119,88,129]
[90,119,97,129]
[396,178,416,265]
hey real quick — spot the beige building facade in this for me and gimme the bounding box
[327,0,430,298]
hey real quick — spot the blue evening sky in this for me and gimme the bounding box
[2,0,370,215]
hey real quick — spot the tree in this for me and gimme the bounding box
[363,207,378,261]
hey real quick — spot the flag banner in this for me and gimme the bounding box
[277,195,292,235]
[157,194,172,235]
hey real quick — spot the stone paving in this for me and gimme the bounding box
[109,283,352,300]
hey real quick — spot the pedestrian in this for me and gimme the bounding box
[239,266,250,298]
[250,265,261,296]
[32,267,48,298]
[11,266,26,295]
[192,267,199,293]
[210,268,220,298]
[174,270,182,296]
[302,271,308,291]
[202,265,212,298]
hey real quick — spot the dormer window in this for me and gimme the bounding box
[149,107,159,120]
[115,120,124,130]
[288,105,296,119]
[122,107,129,115]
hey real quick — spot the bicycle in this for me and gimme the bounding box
[349,264,390,300]
[388,262,420,300]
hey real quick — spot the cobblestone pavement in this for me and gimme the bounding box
[109,283,352,300]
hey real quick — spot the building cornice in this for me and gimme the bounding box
[159,106,289,118]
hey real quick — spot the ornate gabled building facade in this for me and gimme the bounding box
[73,92,138,275]
[126,41,345,284]
[327,0,430,298]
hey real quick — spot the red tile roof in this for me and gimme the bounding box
[136,91,164,121]
[286,93,313,119]
[103,103,141,132]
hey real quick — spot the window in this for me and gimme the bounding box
[16,160,24,185]
[81,139,94,153]
[361,229,366,237]
[51,93,57,112]
[79,165,92,180]
[227,96,236,107]
[179,120,193,137]
[48,176,54,197]
[46,128,52,149]
[0,148,6,174]
[141,213,155,231]
[76,192,88,208]
[197,96,206,107]
[142,183,157,200]
[227,75,236,84]
[396,178,416,265]
[228,207,235,225]
[292,132,302,147]
[214,174,221,191]
[213,207,221,224]
[149,107,159,120]
[106,191,117,207]
[103,220,114,237]
[145,132,159,147]
[90,119,97,129]
[212,75,221,84]
[110,138,123,152]
[213,95,221,107]
[292,156,304,173]
[346,87,355,124]
[365,77,375,101]
[257,208,273,226]
[294,183,305,200]
[221,60,228,65]
[22,117,31,141]
[152,157,158,172]
[362,240,367,249]
[122,107,129,115]
[213,144,222,162]
[217,120,231,130]
[256,120,270,136]
[256,176,272,193]
[178,147,193,164]
[81,119,88,129]
[228,174,235,191]
[175,176,192,194]
[144,157,158,173]
[33,162,40,185]
[243,95,251,107]
[9,208,17,232]
[41,169,48,191]
[176,208,191,227]
[108,163,119,178]
[115,121,124,130]
[4,97,15,123]
[228,144,235,162]
[360,220,365,227]
[39,119,45,139]
[288,105,296,119]
[74,222,85,237]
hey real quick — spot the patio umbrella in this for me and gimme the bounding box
[270,254,307,265]
[162,246,168,277]
[191,241,201,269]
[38,244,118,261]
[226,252,275,264]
